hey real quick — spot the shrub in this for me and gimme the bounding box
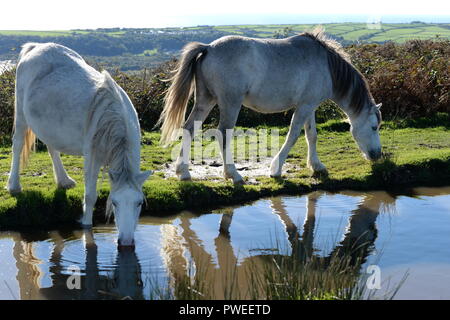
[348,39,450,118]
[0,68,15,145]
[0,39,448,145]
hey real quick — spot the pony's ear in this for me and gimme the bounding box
[376,103,382,109]
[136,170,152,185]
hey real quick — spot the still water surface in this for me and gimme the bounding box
[0,186,449,300]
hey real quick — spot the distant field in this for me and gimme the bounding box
[1,22,448,71]
[0,30,91,37]
[1,23,449,42]
[205,23,450,42]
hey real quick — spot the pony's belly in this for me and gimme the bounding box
[243,104,293,114]
[28,123,84,156]
[242,84,299,114]
[37,134,84,155]
[24,103,86,155]
[243,97,294,114]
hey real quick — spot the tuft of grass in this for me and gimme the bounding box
[146,233,404,300]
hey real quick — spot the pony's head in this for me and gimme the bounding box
[304,28,383,162]
[107,170,152,249]
[348,102,382,161]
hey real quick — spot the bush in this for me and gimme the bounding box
[0,39,448,145]
[348,39,450,118]
[112,60,175,131]
[0,68,15,145]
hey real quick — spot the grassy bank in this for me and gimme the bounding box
[0,116,448,230]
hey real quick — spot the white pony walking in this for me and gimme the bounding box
[7,43,151,247]
[159,28,382,183]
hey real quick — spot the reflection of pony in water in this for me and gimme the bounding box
[5,230,144,300]
[159,191,394,299]
[4,192,397,300]
[7,43,151,247]
[159,28,382,183]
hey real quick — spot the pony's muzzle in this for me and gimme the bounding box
[368,149,382,161]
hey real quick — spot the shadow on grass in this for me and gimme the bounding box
[318,113,450,133]
[0,188,82,230]
[368,157,450,187]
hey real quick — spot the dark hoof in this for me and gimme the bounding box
[270,175,284,183]
[6,186,22,194]
[311,169,329,179]
[118,239,136,251]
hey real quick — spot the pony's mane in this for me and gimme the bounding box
[88,71,137,189]
[300,27,374,114]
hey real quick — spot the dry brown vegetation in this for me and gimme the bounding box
[1,39,448,144]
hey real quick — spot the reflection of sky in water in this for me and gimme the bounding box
[228,200,292,261]
[372,196,450,268]
[186,214,222,266]
[0,188,449,299]
[31,242,53,289]
[0,239,17,299]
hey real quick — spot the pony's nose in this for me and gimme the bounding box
[368,149,382,161]
[118,238,135,250]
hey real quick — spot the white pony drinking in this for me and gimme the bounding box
[159,28,382,183]
[7,43,151,247]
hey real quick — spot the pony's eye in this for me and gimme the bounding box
[372,126,378,131]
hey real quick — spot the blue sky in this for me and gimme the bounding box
[1,0,449,29]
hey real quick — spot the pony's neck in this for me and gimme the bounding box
[333,83,372,120]
[108,137,141,187]
[337,95,372,126]
[334,94,356,117]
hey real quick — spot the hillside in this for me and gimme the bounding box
[1,22,449,71]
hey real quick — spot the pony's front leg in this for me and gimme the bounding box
[304,114,327,174]
[270,107,311,178]
[80,156,101,227]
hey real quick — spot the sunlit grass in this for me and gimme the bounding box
[0,118,448,229]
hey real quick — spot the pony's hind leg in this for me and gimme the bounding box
[47,146,76,189]
[7,107,29,193]
[217,101,244,184]
[304,114,327,174]
[270,106,313,178]
[175,87,215,181]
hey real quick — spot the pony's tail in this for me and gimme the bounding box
[13,62,36,170]
[157,42,209,145]
[20,128,36,169]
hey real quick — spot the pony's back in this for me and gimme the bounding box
[18,42,84,67]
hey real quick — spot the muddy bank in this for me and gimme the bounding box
[161,157,301,183]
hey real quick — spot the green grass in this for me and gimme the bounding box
[1,23,449,48]
[209,23,450,42]
[0,117,449,230]
[139,48,158,56]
